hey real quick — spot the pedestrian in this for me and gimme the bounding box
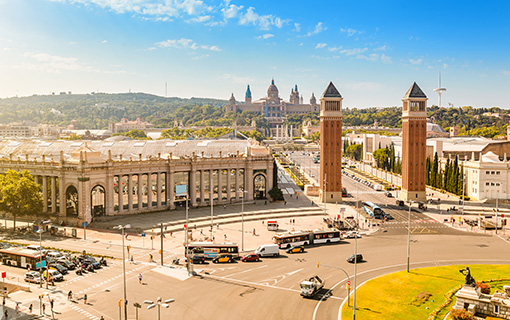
[293,219,295,224]
[253,228,256,235]
[50,299,54,310]
[15,303,19,314]
[296,195,298,200]
[84,294,87,304]
[170,231,173,237]
[149,254,153,263]
[42,303,45,314]
[127,246,130,256]
[29,304,33,313]
[130,255,134,263]
[289,219,292,224]
[4,309,7,319]
[68,290,73,301]
[224,234,227,241]
[3,296,5,306]
[138,273,142,284]
[100,317,104,320]
[284,201,287,205]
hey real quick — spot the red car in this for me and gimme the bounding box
[241,253,260,262]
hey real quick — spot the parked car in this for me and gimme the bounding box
[43,269,64,282]
[78,256,101,269]
[396,199,405,206]
[56,259,76,270]
[241,253,260,262]
[46,251,64,260]
[347,254,363,263]
[212,254,234,264]
[286,245,305,254]
[24,271,41,284]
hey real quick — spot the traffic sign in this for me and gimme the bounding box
[1,272,5,279]
[141,233,146,237]
[82,222,88,228]
[347,280,350,286]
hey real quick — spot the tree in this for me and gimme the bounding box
[0,170,43,229]
[121,129,151,140]
[373,148,390,169]
[346,144,362,161]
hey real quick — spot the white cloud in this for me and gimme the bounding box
[328,46,342,52]
[373,45,388,51]
[16,52,99,73]
[307,22,326,36]
[409,58,422,65]
[101,40,108,44]
[238,7,286,30]
[222,4,243,19]
[315,43,327,49]
[256,34,274,40]
[341,47,367,56]
[340,27,364,37]
[188,15,211,23]
[156,38,221,51]
[294,23,301,32]
[503,71,510,76]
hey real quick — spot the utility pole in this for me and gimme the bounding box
[407,201,412,273]
[160,223,164,266]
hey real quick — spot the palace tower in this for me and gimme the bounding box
[401,82,428,202]
[319,82,343,203]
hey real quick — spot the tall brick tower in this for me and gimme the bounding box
[320,82,343,203]
[401,82,428,202]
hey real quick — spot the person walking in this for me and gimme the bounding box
[68,290,73,301]
[4,309,7,320]
[138,273,142,284]
[42,303,46,314]
[15,303,19,315]
[29,304,33,313]
[84,293,87,305]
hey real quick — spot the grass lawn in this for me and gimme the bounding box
[341,264,510,320]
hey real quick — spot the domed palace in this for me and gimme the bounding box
[226,79,319,128]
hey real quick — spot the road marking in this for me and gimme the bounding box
[223,265,268,278]
[259,268,303,286]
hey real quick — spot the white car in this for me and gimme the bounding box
[344,231,362,239]
[46,251,64,259]
[24,271,42,284]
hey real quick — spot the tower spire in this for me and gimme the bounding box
[433,72,447,107]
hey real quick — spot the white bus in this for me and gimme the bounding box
[0,247,45,270]
[273,230,342,249]
[186,242,239,259]
[267,220,279,231]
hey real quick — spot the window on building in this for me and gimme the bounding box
[496,171,500,175]
[486,182,490,186]
[494,305,500,314]
[491,171,495,175]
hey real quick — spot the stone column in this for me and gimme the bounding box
[169,171,175,209]
[147,173,152,208]
[235,169,240,200]
[246,167,254,201]
[51,176,57,214]
[43,177,48,213]
[138,174,143,210]
[118,175,124,212]
[128,174,133,211]
[200,170,205,205]
[209,170,214,203]
[59,176,66,217]
[156,172,162,207]
[218,168,223,203]
[226,169,231,203]
[275,125,279,141]
[190,169,197,207]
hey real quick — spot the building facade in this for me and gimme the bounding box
[0,139,274,225]
[319,82,343,203]
[226,80,319,127]
[109,118,154,133]
[401,82,428,202]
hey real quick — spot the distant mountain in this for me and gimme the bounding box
[0,92,227,130]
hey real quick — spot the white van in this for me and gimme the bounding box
[255,244,280,257]
[46,251,64,260]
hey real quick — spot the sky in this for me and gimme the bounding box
[0,0,509,108]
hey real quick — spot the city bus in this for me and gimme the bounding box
[0,247,45,270]
[273,229,342,249]
[186,242,239,259]
[363,201,384,219]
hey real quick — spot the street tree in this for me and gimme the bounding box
[0,170,43,229]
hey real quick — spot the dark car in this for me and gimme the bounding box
[286,245,305,254]
[49,263,68,275]
[383,213,394,220]
[347,254,363,263]
[396,199,405,206]
[79,256,101,269]
[212,254,234,264]
[241,253,260,262]
[57,259,76,270]
[385,191,393,198]
[191,255,206,264]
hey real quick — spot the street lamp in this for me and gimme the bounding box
[407,200,413,273]
[144,297,174,320]
[240,189,247,251]
[36,229,44,289]
[113,224,131,320]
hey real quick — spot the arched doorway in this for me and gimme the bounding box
[90,185,105,217]
[253,174,267,199]
[66,185,79,217]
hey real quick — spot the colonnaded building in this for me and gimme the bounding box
[225,79,319,126]
[0,139,274,225]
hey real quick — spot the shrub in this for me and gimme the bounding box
[476,281,491,294]
[450,308,474,320]
[268,187,284,201]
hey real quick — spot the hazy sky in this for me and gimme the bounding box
[0,0,509,108]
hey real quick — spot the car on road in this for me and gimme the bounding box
[286,245,305,254]
[347,254,363,263]
[49,263,68,275]
[78,256,101,269]
[396,199,405,206]
[343,231,361,239]
[240,253,260,262]
[46,251,64,260]
[385,191,393,197]
[191,255,206,264]
[56,259,76,270]
[24,271,41,284]
[43,269,64,282]
[383,213,394,221]
[212,254,234,264]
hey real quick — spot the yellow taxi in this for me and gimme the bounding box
[212,254,234,263]
[286,245,305,254]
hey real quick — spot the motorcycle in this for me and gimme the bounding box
[172,258,180,265]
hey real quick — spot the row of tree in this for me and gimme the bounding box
[426,153,464,195]
[372,144,402,175]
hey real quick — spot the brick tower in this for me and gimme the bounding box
[319,82,343,203]
[401,82,428,202]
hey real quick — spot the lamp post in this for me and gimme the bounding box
[36,229,44,288]
[241,189,245,251]
[210,191,214,240]
[144,297,174,320]
[353,177,360,320]
[407,200,413,273]
[113,224,131,320]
